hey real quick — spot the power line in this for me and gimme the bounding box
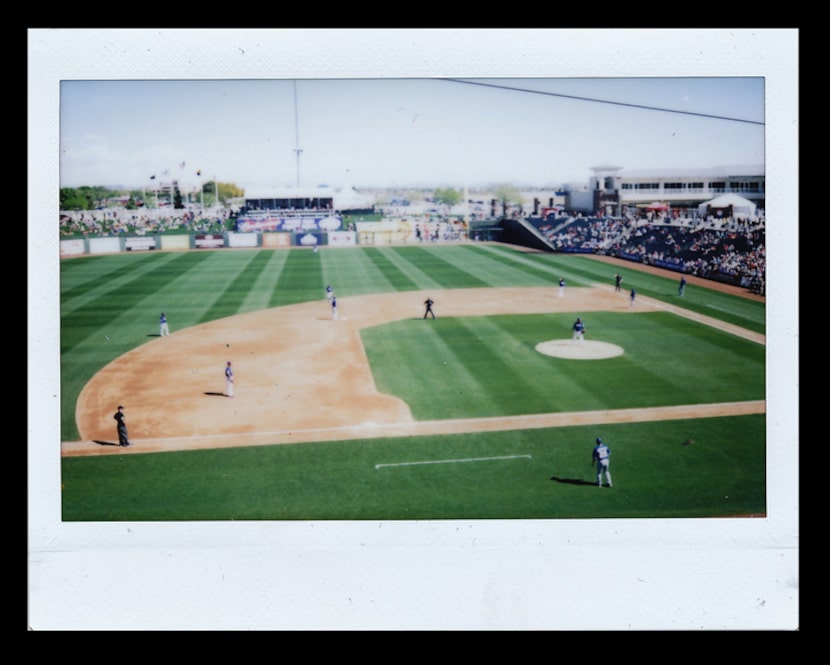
[441,78,764,126]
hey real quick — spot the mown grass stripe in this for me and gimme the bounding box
[462,243,573,285]
[60,252,216,352]
[60,251,196,309]
[200,250,274,323]
[438,317,562,417]
[242,249,291,311]
[270,249,325,307]
[320,245,397,296]
[362,247,420,291]
[392,246,490,288]
[381,246,444,291]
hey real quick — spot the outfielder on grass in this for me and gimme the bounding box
[592,437,613,487]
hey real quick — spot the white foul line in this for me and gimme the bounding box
[375,454,531,470]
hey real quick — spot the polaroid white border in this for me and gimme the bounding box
[28,28,798,630]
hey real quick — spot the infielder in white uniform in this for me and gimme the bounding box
[225,361,234,397]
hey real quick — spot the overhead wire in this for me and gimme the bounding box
[441,78,764,126]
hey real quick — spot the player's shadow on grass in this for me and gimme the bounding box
[549,476,596,486]
[147,333,162,337]
[92,440,121,447]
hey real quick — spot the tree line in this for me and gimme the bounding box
[60,182,245,211]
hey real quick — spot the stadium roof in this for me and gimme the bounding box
[617,165,764,178]
[244,185,375,209]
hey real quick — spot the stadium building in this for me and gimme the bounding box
[566,164,765,218]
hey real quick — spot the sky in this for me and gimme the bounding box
[59,76,765,192]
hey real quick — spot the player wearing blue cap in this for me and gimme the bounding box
[571,317,586,343]
[592,437,613,487]
[225,361,234,397]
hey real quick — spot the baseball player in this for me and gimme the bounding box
[331,294,338,320]
[159,312,170,336]
[592,437,613,487]
[423,296,435,319]
[558,278,566,298]
[225,361,234,397]
[571,317,586,343]
[325,284,333,300]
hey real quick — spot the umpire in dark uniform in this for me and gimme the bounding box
[114,405,130,447]
[423,296,435,319]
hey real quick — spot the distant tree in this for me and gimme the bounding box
[492,184,523,216]
[60,187,85,211]
[60,185,122,210]
[405,190,425,204]
[432,187,463,207]
[220,182,244,200]
[173,184,184,209]
[60,187,94,211]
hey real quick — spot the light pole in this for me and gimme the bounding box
[293,80,302,187]
[195,169,204,212]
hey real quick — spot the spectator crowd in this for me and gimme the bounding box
[536,213,765,294]
[60,207,229,237]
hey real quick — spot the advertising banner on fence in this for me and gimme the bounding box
[195,234,225,249]
[160,235,190,251]
[236,213,343,233]
[297,232,322,247]
[60,239,85,256]
[328,231,356,246]
[89,237,121,255]
[228,232,259,248]
[125,237,157,251]
[262,233,292,248]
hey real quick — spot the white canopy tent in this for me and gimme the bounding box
[244,185,374,211]
[697,193,757,218]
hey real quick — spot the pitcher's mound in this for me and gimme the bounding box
[535,339,625,359]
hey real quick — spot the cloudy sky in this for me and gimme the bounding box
[58,75,765,192]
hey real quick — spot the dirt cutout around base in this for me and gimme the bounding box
[64,283,765,457]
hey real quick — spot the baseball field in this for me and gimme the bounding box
[59,242,766,521]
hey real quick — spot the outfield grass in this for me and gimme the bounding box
[61,415,765,520]
[59,244,766,520]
